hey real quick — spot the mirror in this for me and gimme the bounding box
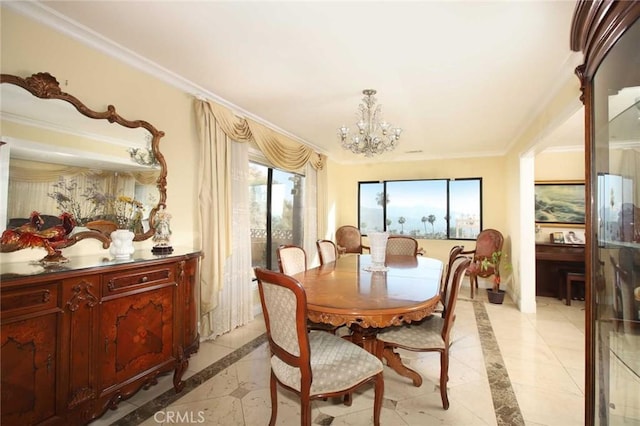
[0,72,167,253]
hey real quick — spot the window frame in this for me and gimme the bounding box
[357,177,483,241]
[249,159,305,271]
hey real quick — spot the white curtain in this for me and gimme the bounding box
[304,162,319,267]
[194,98,326,340]
[619,148,640,201]
[201,142,254,340]
[7,159,145,222]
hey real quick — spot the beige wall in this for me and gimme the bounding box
[534,149,586,242]
[1,8,201,262]
[327,155,507,264]
[504,70,584,310]
[535,150,585,182]
[1,7,587,314]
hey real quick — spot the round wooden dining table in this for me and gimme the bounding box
[292,253,443,383]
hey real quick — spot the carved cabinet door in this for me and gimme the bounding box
[1,284,60,425]
[181,257,200,357]
[98,284,176,392]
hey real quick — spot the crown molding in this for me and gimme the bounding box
[506,51,584,153]
[5,1,322,153]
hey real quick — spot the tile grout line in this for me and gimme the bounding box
[113,300,524,425]
[112,333,268,426]
[472,299,525,426]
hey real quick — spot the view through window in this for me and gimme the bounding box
[358,178,482,240]
[249,162,304,270]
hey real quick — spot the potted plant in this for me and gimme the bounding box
[480,250,511,304]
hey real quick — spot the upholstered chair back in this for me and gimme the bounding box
[473,229,504,267]
[256,268,307,358]
[440,245,465,315]
[442,256,472,332]
[277,245,307,276]
[316,239,338,265]
[335,225,367,254]
[385,236,419,256]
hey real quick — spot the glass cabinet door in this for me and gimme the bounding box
[591,17,640,425]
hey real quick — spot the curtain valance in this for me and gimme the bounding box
[195,99,325,172]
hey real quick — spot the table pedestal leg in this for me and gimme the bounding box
[347,324,423,387]
[382,348,423,387]
[347,324,378,354]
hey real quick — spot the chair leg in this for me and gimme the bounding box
[269,372,278,426]
[373,372,384,426]
[566,274,572,306]
[469,275,475,299]
[440,349,450,410]
[343,393,353,406]
[301,394,312,426]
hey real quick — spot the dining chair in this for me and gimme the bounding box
[254,268,384,426]
[376,255,472,410]
[438,245,466,315]
[385,235,419,256]
[277,244,339,334]
[463,229,504,298]
[335,225,369,254]
[277,245,307,276]
[316,239,338,265]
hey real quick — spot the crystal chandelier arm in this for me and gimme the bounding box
[337,89,401,157]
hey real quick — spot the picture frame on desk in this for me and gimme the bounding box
[549,231,585,245]
[563,230,585,244]
[535,180,585,227]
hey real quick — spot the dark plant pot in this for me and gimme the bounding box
[487,289,506,304]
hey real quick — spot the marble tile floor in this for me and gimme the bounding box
[92,289,586,426]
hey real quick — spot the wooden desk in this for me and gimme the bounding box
[535,243,585,297]
[293,254,443,383]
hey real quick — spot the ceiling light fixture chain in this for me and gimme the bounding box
[338,89,402,157]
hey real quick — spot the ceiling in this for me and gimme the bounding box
[10,1,585,163]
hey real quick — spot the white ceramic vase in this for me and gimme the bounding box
[109,229,135,259]
[368,232,389,268]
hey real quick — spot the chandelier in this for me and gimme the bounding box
[338,89,402,157]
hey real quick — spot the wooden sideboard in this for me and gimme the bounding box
[0,248,201,425]
[535,243,585,298]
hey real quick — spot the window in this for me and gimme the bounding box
[249,162,305,270]
[358,178,482,240]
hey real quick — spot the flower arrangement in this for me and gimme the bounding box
[113,195,144,231]
[47,177,148,233]
[48,177,109,225]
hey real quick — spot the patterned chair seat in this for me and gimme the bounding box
[377,316,445,349]
[254,267,384,425]
[271,330,383,395]
[376,255,471,410]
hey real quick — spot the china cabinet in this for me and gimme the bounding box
[571,2,640,424]
[0,249,201,425]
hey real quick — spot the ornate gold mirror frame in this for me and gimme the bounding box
[0,72,167,254]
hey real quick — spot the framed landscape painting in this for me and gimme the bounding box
[535,181,585,226]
